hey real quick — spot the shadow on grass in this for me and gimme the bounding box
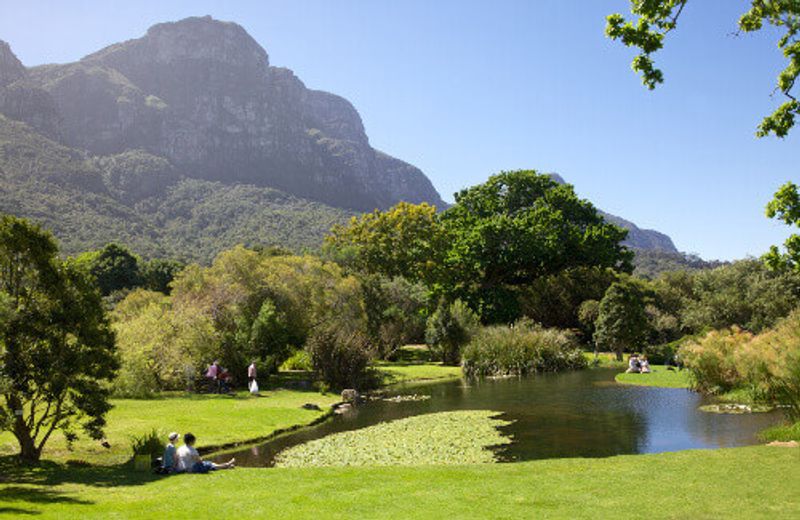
[1,456,160,488]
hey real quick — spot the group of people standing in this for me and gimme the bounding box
[204,360,259,394]
[626,353,651,373]
[161,432,235,474]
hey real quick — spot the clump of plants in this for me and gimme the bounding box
[274,410,511,467]
[306,323,375,390]
[680,310,800,419]
[425,299,480,365]
[129,429,164,461]
[461,320,587,377]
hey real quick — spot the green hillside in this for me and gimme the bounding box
[0,114,351,262]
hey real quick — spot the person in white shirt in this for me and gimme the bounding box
[176,432,235,473]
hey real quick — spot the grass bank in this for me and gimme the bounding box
[1,446,797,518]
[0,390,338,465]
[614,365,692,389]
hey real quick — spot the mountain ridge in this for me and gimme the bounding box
[0,16,678,260]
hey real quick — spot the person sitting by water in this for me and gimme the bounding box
[640,355,651,374]
[176,432,235,474]
[626,354,641,373]
[160,432,180,474]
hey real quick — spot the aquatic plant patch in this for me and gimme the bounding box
[274,410,512,467]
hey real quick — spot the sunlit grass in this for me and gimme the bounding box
[0,390,338,465]
[1,446,798,518]
[614,365,692,389]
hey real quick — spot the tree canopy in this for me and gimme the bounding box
[606,0,800,137]
[0,215,118,462]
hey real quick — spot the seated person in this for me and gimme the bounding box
[159,432,180,474]
[640,355,651,373]
[176,432,235,474]
[626,354,641,373]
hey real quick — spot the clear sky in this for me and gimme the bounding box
[1,0,797,260]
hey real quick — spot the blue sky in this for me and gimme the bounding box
[1,0,797,260]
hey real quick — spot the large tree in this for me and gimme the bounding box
[594,277,655,361]
[440,171,632,322]
[606,0,799,137]
[324,202,447,286]
[0,216,118,463]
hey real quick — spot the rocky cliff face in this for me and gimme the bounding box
[11,16,443,211]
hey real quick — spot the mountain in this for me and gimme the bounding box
[6,16,444,212]
[0,16,678,262]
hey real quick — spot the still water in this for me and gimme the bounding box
[214,369,781,467]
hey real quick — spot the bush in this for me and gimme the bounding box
[679,327,752,394]
[281,349,312,371]
[129,429,164,461]
[461,321,587,377]
[306,324,374,390]
[679,311,800,418]
[425,300,480,365]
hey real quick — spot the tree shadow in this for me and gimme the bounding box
[1,455,161,491]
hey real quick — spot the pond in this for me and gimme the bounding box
[213,368,782,467]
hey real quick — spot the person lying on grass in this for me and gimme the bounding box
[176,432,235,473]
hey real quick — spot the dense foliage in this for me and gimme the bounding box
[593,278,655,361]
[0,115,352,263]
[0,215,118,462]
[327,170,632,324]
[631,250,726,279]
[425,300,480,365]
[306,323,374,390]
[112,247,367,396]
[679,310,800,418]
[461,321,587,377]
[359,274,429,360]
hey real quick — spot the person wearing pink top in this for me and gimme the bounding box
[205,361,220,393]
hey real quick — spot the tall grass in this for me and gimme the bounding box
[679,310,800,419]
[461,322,587,377]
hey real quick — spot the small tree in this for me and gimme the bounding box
[594,278,653,361]
[0,216,118,463]
[425,300,480,365]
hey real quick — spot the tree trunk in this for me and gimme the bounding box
[8,395,41,463]
[615,348,623,362]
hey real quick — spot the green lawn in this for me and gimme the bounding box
[1,446,797,518]
[375,362,463,385]
[614,365,692,389]
[0,390,338,466]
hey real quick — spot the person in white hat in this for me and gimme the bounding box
[162,432,180,473]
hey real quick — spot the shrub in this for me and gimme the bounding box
[461,321,587,377]
[129,429,164,461]
[425,300,480,365]
[679,311,800,417]
[281,349,313,371]
[679,327,752,394]
[306,324,374,390]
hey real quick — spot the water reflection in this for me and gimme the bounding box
[212,369,782,467]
